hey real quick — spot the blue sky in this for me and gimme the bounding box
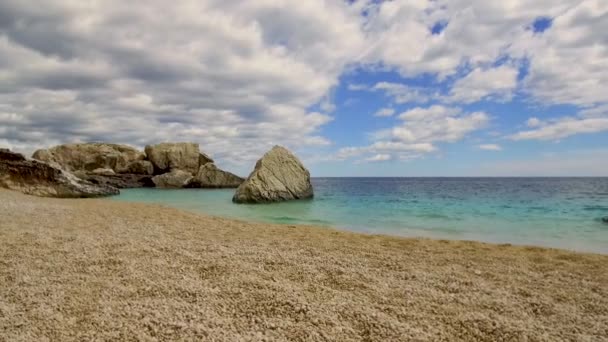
[1,0,607,176]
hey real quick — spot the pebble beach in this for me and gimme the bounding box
[1,189,607,341]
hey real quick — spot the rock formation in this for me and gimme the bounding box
[28,142,242,190]
[193,163,244,188]
[144,143,204,175]
[75,171,154,189]
[152,170,194,188]
[32,143,151,174]
[232,146,313,203]
[0,149,119,198]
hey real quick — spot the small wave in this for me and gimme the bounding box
[583,205,608,211]
[270,216,299,222]
[416,213,454,220]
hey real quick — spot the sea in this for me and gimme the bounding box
[112,177,608,254]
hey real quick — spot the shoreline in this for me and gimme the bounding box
[1,189,607,340]
[111,188,608,255]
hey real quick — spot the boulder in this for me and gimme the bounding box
[602,217,608,224]
[75,171,154,189]
[0,149,119,198]
[144,142,205,175]
[192,163,244,188]
[32,143,150,174]
[91,168,116,176]
[232,146,313,203]
[117,160,154,175]
[152,170,194,188]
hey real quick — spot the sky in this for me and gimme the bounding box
[1,0,607,176]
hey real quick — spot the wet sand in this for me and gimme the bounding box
[0,189,607,341]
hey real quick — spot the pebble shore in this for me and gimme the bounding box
[0,189,606,341]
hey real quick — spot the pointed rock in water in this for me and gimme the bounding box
[1,149,119,198]
[233,146,313,203]
[602,216,608,224]
[145,142,206,175]
[152,169,194,188]
[32,143,151,175]
[193,163,244,188]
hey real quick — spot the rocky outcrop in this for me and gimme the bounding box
[27,142,241,190]
[32,143,151,175]
[602,217,608,224]
[91,168,116,175]
[119,160,154,175]
[192,163,244,188]
[152,170,194,188]
[0,149,119,198]
[144,143,204,175]
[232,146,313,203]
[75,171,154,189]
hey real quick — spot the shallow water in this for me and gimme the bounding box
[112,178,608,254]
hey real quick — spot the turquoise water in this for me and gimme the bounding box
[112,178,608,254]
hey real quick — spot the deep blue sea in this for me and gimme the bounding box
[113,178,608,254]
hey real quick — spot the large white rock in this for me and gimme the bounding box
[32,143,151,175]
[232,146,313,203]
[144,142,205,175]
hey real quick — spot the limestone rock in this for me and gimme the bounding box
[117,160,154,175]
[92,168,116,176]
[199,152,214,166]
[193,163,244,188]
[0,149,119,198]
[32,143,148,174]
[152,170,194,188]
[144,143,204,175]
[75,171,154,189]
[233,146,313,203]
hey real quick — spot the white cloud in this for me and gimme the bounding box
[526,117,542,127]
[365,154,392,162]
[0,0,364,169]
[448,65,519,103]
[392,106,489,143]
[478,144,502,151]
[511,116,608,141]
[512,0,608,107]
[372,82,432,104]
[337,105,488,161]
[373,108,395,117]
[347,83,368,91]
[1,0,607,168]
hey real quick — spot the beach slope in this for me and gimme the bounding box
[0,189,606,341]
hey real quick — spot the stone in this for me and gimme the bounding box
[75,171,155,189]
[0,149,119,198]
[144,142,203,175]
[199,152,214,166]
[0,148,26,162]
[192,163,244,188]
[152,170,194,188]
[602,216,608,224]
[91,168,116,176]
[232,146,313,203]
[32,143,147,174]
[117,160,154,175]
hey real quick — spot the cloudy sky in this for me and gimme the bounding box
[1,0,607,176]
